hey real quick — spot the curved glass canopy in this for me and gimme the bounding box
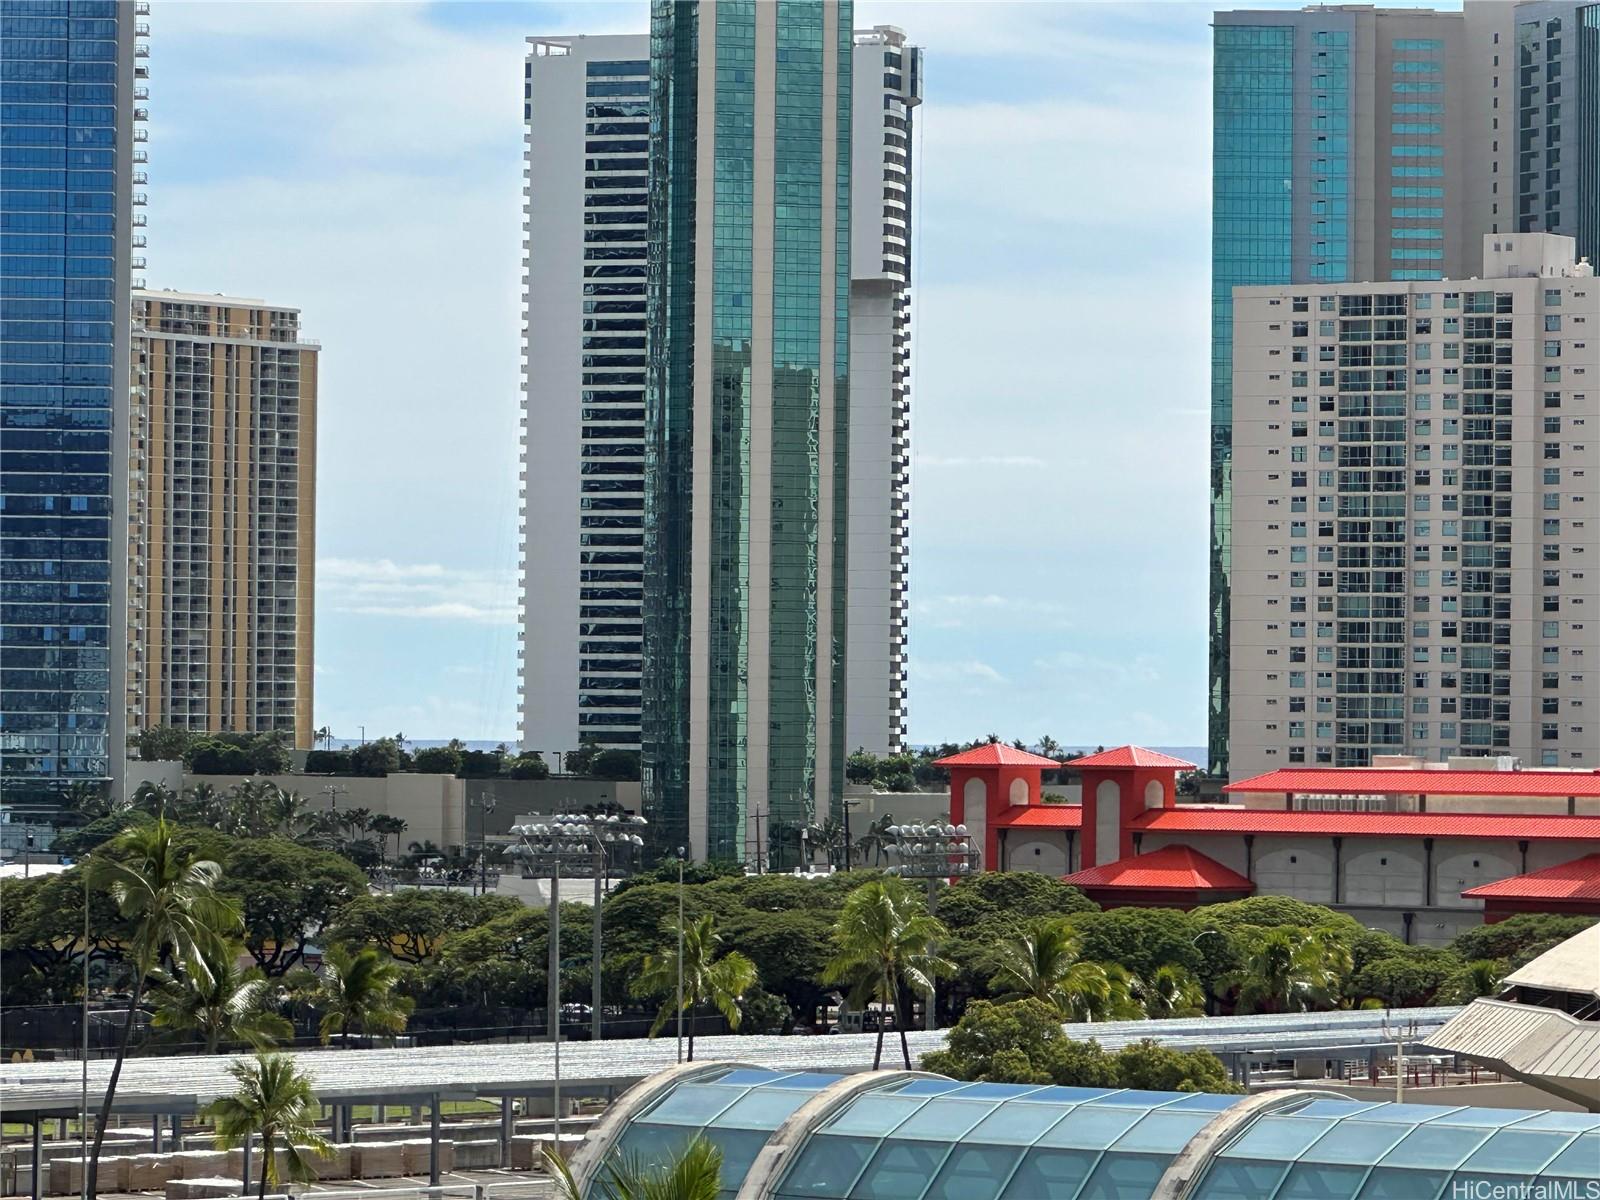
[600,1065,1600,1200]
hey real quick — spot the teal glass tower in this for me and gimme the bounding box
[1,0,136,814]
[644,0,851,864]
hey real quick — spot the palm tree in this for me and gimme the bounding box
[547,1136,723,1200]
[632,914,757,1062]
[305,944,413,1046]
[148,937,293,1053]
[822,877,953,1070]
[1217,928,1350,1014]
[1444,959,1505,1004]
[131,780,177,816]
[207,1053,331,1200]
[369,815,408,866]
[1137,964,1207,1019]
[988,918,1137,1022]
[855,814,896,867]
[269,789,313,837]
[178,781,226,827]
[405,838,443,866]
[87,818,238,1194]
[67,780,123,820]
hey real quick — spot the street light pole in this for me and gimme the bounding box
[548,855,561,1145]
[676,847,685,1064]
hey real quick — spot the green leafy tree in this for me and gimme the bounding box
[148,938,293,1053]
[921,999,1074,1084]
[822,877,953,1070]
[368,814,408,865]
[220,839,367,975]
[1449,914,1596,969]
[300,944,413,1046]
[1067,907,1209,981]
[0,868,130,1003]
[303,750,353,775]
[633,913,757,1061]
[250,730,293,775]
[1216,928,1350,1014]
[187,739,256,775]
[459,748,506,777]
[206,1053,331,1200]
[1440,959,1505,1004]
[349,737,402,777]
[87,817,238,1194]
[327,891,517,964]
[562,739,602,776]
[736,987,792,1035]
[66,779,123,819]
[718,909,834,1027]
[411,745,463,776]
[1352,948,1460,1007]
[508,752,551,780]
[592,748,642,781]
[846,749,881,785]
[136,725,194,763]
[1113,1040,1242,1093]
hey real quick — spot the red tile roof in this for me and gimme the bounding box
[1061,845,1254,892]
[1128,807,1600,842]
[1064,746,1197,770]
[932,744,1063,768]
[992,805,1084,829]
[1224,767,1600,799]
[1461,853,1600,901]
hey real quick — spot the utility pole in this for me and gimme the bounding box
[321,783,347,812]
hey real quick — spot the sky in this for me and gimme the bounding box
[143,1,1318,749]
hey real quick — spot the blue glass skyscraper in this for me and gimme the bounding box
[1,0,136,813]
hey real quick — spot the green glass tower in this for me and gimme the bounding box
[644,0,851,864]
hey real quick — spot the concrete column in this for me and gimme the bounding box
[1332,837,1343,905]
[241,1133,252,1197]
[500,1097,514,1168]
[429,1096,441,1187]
[32,1120,43,1200]
[1518,840,1529,874]
[1423,839,1435,907]
[1244,835,1255,882]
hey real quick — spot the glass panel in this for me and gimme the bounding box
[998,1148,1097,1200]
[1299,1121,1412,1163]
[1038,1108,1145,1150]
[849,1140,950,1200]
[645,1084,745,1125]
[1361,1103,1459,1123]
[767,1073,847,1090]
[1221,1117,1337,1160]
[1112,1111,1219,1154]
[1078,1151,1167,1200]
[1540,1133,1600,1178]
[894,1079,973,1097]
[1422,1107,1535,1129]
[1459,1129,1576,1173]
[1086,1090,1183,1107]
[950,1083,1049,1100]
[703,1128,770,1192]
[1193,1160,1289,1200]
[614,1125,697,1173]
[1375,1125,1491,1169]
[1278,1162,1370,1200]
[892,1100,999,1140]
[1357,1166,1448,1200]
[827,1095,928,1136]
[1515,1113,1600,1134]
[715,1069,787,1086]
[1017,1087,1121,1105]
[922,1145,1024,1200]
[1169,1092,1243,1112]
[1293,1101,1385,1120]
[964,1102,1073,1147]
[779,1134,876,1199]
[712,1088,811,1130]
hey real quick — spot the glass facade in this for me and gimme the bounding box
[1210,24,1295,775]
[645,0,849,864]
[0,0,129,810]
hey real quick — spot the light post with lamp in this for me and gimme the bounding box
[883,821,979,1030]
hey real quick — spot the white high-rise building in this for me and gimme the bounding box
[1230,234,1599,780]
[518,23,921,773]
[519,34,650,758]
[847,26,920,757]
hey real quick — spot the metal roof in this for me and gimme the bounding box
[0,1009,1458,1121]
[992,805,1083,829]
[1064,746,1198,770]
[1461,853,1600,903]
[1427,1000,1600,1111]
[1060,846,1254,892]
[1128,807,1600,842]
[931,744,1062,768]
[1501,922,1600,1000]
[1225,767,1600,798]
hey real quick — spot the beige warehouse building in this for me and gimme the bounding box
[127,290,318,746]
[1230,234,1599,780]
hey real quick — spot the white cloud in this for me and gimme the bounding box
[910,659,1007,686]
[317,557,517,626]
[916,454,1047,469]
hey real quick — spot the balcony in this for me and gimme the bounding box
[133,171,147,185]
[135,43,150,57]
[133,128,148,142]
[132,192,148,205]
[134,86,149,101]
[134,108,149,122]
[133,149,148,163]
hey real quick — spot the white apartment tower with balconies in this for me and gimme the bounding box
[847,25,921,756]
[1230,234,1599,780]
